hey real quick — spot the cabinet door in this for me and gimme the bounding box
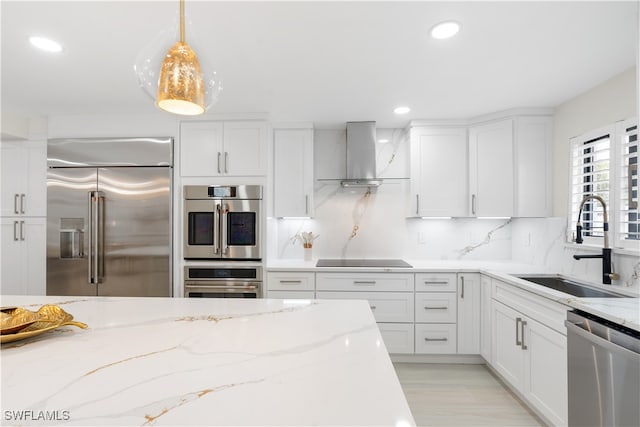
[0,217,45,295]
[514,116,552,217]
[457,273,481,354]
[410,127,468,217]
[1,218,24,294]
[415,323,457,354]
[267,271,315,291]
[492,300,525,391]
[180,121,224,177]
[223,121,267,176]
[480,275,493,363]
[316,291,414,323]
[378,323,414,354]
[316,272,414,292]
[469,119,514,217]
[1,141,46,217]
[524,318,567,426]
[273,129,314,217]
[415,292,457,323]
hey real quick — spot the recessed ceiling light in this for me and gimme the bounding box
[430,21,461,40]
[29,36,63,53]
[378,138,390,144]
[394,106,411,115]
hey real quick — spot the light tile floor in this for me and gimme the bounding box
[394,363,545,427]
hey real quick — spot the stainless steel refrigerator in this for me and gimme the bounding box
[46,137,172,297]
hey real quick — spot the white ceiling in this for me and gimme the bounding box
[1,1,638,128]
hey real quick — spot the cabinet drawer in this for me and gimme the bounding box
[378,323,414,354]
[266,290,314,300]
[415,273,457,292]
[316,272,414,292]
[415,324,457,354]
[267,272,315,291]
[415,292,457,323]
[316,291,414,323]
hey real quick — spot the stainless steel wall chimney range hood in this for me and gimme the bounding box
[341,121,381,188]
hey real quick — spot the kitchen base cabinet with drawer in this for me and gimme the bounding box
[316,291,414,323]
[378,323,415,354]
[266,271,315,299]
[316,272,415,355]
[415,324,457,354]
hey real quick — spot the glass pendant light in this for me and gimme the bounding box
[156,0,205,115]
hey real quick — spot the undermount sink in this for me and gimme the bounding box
[516,275,624,298]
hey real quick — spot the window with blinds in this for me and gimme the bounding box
[617,123,638,247]
[570,132,610,241]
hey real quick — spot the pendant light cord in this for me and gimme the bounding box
[179,0,185,43]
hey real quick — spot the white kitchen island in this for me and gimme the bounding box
[0,296,415,427]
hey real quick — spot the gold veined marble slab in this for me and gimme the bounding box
[1,305,87,343]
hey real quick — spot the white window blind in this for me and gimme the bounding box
[570,133,610,240]
[617,123,638,246]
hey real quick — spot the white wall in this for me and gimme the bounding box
[514,66,639,293]
[552,66,637,217]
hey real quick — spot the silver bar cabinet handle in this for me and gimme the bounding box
[20,194,25,214]
[14,194,19,214]
[353,280,376,285]
[224,152,229,174]
[279,280,302,284]
[520,320,528,350]
[305,195,309,215]
[13,221,19,241]
[424,280,448,285]
[425,337,448,342]
[19,221,25,241]
[424,306,448,310]
[515,317,522,346]
[460,276,465,299]
[472,194,477,215]
[416,194,420,216]
[217,152,222,174]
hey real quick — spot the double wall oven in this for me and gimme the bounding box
[183,185,263,298]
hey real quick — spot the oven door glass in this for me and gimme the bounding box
[222,199,261,259]
[184,200,220,258]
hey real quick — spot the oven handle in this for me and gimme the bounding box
[185,283,261,292]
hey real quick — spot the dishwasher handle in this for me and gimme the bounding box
[565,320,640,358]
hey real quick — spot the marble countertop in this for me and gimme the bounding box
[1,296,415,427]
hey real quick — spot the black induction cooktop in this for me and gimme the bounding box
[316,259,413,268]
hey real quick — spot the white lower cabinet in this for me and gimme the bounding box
[414,272,458,354]
[266,271,315,299]
[0,217,46,295]
[492,281,568,426]
[480,275,493,363]
[316,272,415,354]
[457,273,481,354]
[377,323,415,354]
[415,323,457,354]
[316,291,414,323]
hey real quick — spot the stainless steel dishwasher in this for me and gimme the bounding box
[565,310,640,427]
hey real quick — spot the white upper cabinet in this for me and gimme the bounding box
[514,116,553,217]
[468,118,514,217]
[409,126,468,217]
[180,121,267,177]
[273,128,314,217]
[1,140,47,217]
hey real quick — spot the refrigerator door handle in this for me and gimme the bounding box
[96,191,105,283]
[88,191,96,284]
